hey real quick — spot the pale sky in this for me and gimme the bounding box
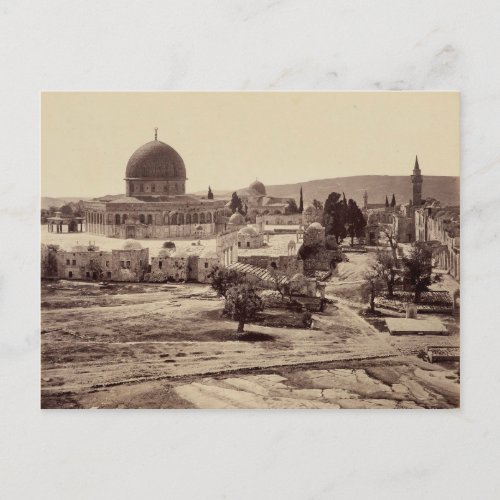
[41,92,459,198]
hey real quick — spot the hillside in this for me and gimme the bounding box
[41,196,91,210]
[43,175,459,210]
[196,175,460,207]
[273,175,460,206]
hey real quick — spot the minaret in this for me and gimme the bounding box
[411,155,423,207]
[363,190,368,210]
[154,127,158,141]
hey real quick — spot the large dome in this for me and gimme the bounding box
[249,179,266,196]
[125,140,186,180]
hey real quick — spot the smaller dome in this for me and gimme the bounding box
[306,222,324,232]
[238,226,258,236]
[249,179,266,195]
[228,212,245,225]
[122,240,143,250]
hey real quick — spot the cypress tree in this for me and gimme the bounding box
[207,186,214,199]
[385,195,389,207]
[390,193,396,207]
[299,186,304,213]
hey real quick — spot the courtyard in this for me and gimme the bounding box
[41,274,459,409]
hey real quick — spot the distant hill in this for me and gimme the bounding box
[195,175,460,207]
[41,197,92,210]
[44,175,459,210]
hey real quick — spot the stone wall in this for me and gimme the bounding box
[216,229,239,266]
[149,254,219,283]
[111,248,149,282]
[56,249,111,280]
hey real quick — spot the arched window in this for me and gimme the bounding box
[164,214,169,225]
[147,214,153,225]
[139,214,145,224]
[200,213,205,224]
[186,214,191,224]
[192,213,199,224]
[151,184,156,193]
[178,213,184,225]
[115,214,121,225]
[122,214,127,224]
[206,212,212,223]
[171,213,177,225]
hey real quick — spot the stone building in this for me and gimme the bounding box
[83,130,227,239]
[237,226,264,249]
[414,204,460,281]
[215,227,239,267]
[235,180,296,215]
[45,242,149,281]
[46,211,86,233]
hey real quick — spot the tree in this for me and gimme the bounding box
[323,192,347,243]
[374,249,398,297]
[390,194,396,207]
[346,199,367,245]
[286,199,299,214]
[41,244,59,277]
[385,195,389,208]
[381,225,399,265]
[224,283,263,333]
[61,204,73,216]
[361,269,384,313]
[229,192,244,214]
[299,186,304,213]
[208,267,245,298]
[401,243,437,303]
[207,186,214,199]
[89,260,104,281]
[312,199,323,211]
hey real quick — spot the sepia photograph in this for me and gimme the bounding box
[40,91,460,409]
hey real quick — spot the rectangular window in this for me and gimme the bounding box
[66,259,70,265]
[159,261,163,269]
[106,261,109,267]
[86,272,90,278]
[68,271,73,278]
[107,271,111,279]
[126,261,131,269]
[247,242,250,248]
[238,242,241,248]
[72,260,76,265]
[205,262,209,269]
[120,261,125,269]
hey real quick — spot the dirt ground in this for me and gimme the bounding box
[41,269,460,409]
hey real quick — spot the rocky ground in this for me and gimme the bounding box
[41,266,460,409]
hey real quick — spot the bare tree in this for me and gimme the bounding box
[374,249,398,297]
[381,225,399,265]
